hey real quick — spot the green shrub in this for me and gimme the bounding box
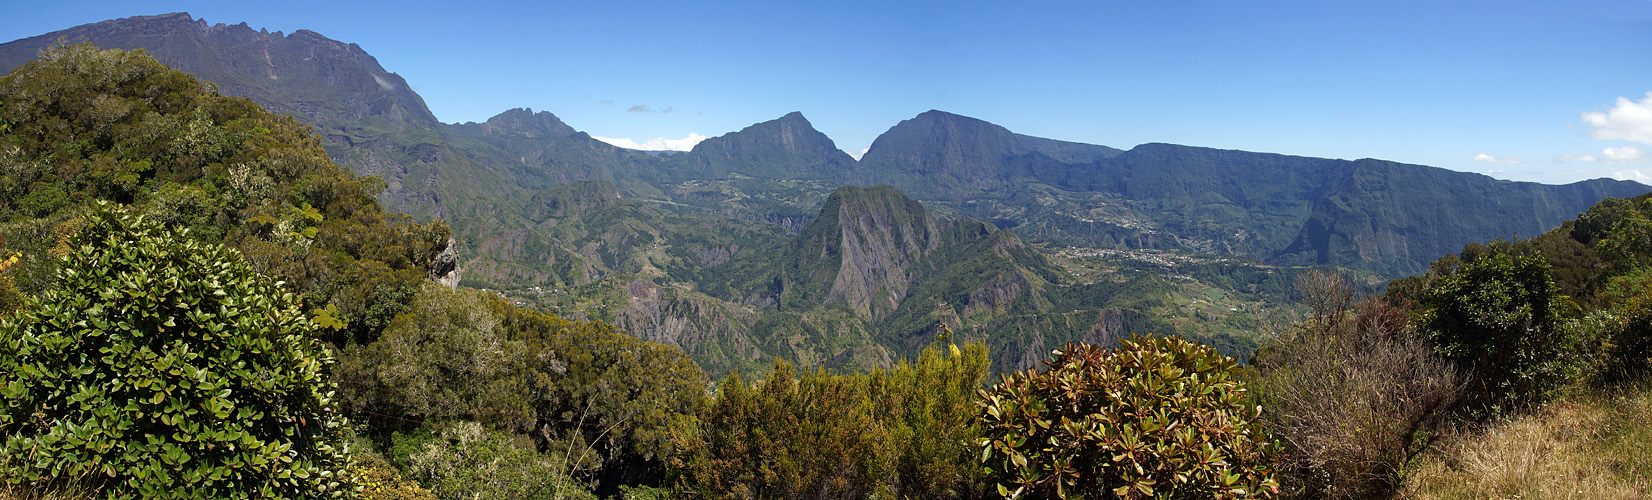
[341,285,708,491]
[1416,247,1577,412]
[977,335,1280,499]
[671,342,992,499]
[0,205,352,499]
[399,421,594,500]
[351,453,438,500]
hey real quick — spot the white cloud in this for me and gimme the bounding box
[592,133,708,151]
[1582,92,1652,144]
[1612,170,1652,183]
[1603,146,1645,163]
[1555,146,1648,164]
[1472,153,1524,164]
[846,147,869,160]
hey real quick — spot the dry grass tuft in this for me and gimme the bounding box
[0,483,96,500]
[1404,382,1652,500]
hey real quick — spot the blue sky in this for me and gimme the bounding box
[5,0,1652,185]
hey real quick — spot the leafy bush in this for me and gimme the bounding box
[671,342,992,500]
[1593,268,1652,381]
[341,284,708,492]
[0,206,351,499]
[1252,270,1460,499]
[977,335,1280,500]
[1416,246,1579,412]
[398,421,595,500]
[0,240,21,316]
[0,43,450,347]
[351,453,438,500]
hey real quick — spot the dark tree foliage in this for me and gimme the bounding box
[0,206,351,499]
[1416,247,1573,412]
[977,336,1280,500]
[339,285,708,494]
[0,43,449,346]
[498,294,709,490]
[671,343,993,500]
[1384,194,1652,411]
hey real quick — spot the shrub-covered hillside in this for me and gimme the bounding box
[0,43,448,347]
[0,45,711,499]
[2,42,1649,500]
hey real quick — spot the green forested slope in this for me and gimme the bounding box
[0,44,713,499]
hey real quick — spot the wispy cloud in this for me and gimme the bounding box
[592,133,708,151]
[846,147,869,160]
[1554,146,1647,164]
[1582,92,1652,144]
[1472,153,1524,164]
[599,100,614,106]
[627,104,675,114]
[1612,170,1652,183]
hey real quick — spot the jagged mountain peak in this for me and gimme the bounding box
[466,107,578,138]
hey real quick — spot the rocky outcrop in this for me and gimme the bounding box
[430,237,461,289]
[0,13,438,129]
[782,185,942,317]
[610,280,763,376]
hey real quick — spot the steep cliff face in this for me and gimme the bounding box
[610,280,763,376]
[858,110,1050,197]
[780,185,942,317]
[0,12,438,129]
[1277,159,1652,276]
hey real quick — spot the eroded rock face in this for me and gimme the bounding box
[825,189,944,318]
[610,279,762,376]
[431,237,461,289]
[778,185,942,318]
[0,13,438,129]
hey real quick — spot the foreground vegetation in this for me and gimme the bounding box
[1,44,1650,500]
[1405,380,1652,499]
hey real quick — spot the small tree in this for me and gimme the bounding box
[0,205,352,499]
[1417,248,1571,412]
[977,335,1280,500]
[1253,271,1460,499]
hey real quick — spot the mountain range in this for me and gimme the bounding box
[4,12,1645,373]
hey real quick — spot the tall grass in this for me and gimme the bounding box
[1404,380,1652,499]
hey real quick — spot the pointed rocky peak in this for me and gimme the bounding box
[863,109,1121,166]
[782,185,943,317]
[472,108,578,138]
[694,111,847,157]
[672,111,856,180]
